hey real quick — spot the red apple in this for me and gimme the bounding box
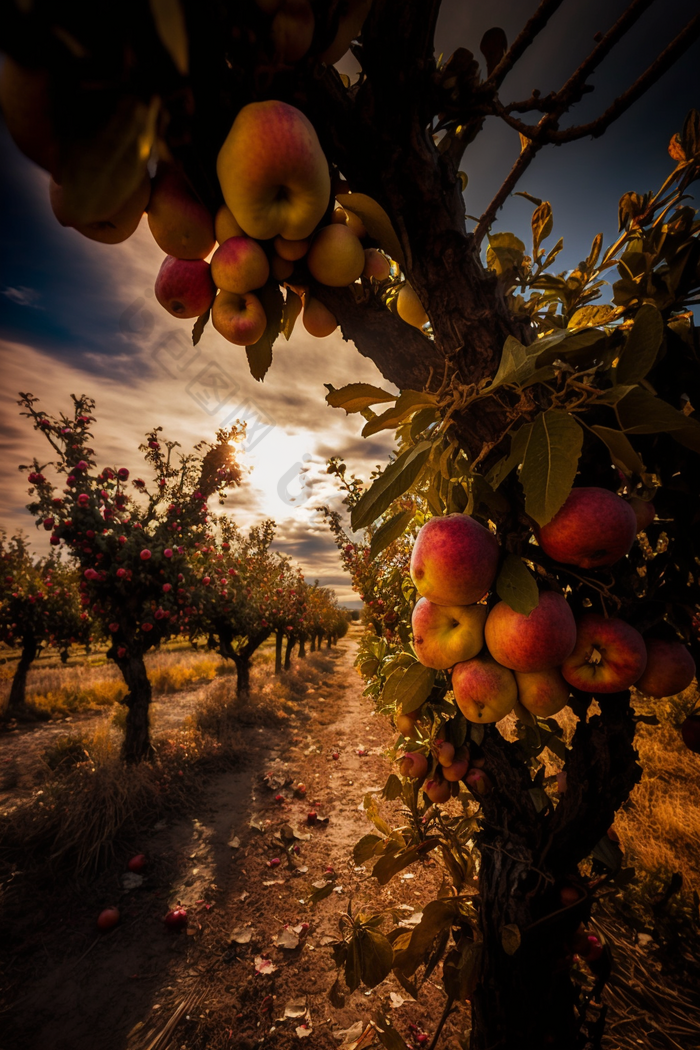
[155,256,216,318]
[627,496,655,534]
[128,854,146,872]
[515,667,571,717]
[681,713,700,753]
[537,487,637,568]
[465,767,492,795]
[97,907,120,930]
[210,236,270,294]
[434,740,455,767]
[485,592,576,673]
[424,776,451,803]
[412,598,487,670]
[163,907,188,928]
[562,615,647,693]
[635,638,696,698]
[442,747,469,782]
[452,654,517,723]
[410,514,499,607]
[398,751,428,779]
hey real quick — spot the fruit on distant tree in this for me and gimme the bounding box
[442,746,469,782]
[425,775,451,803]
[97,907,120,930]
[562,615,647,693]
[537,487,637,568]
[155,257,216,318]
[274,236,309,261]
[0,58,58,173]
[410,514,499,607]
[321,0,374,64]
[217,100,331,240]
[681,713,700,753]
[515,667,570,717]
[271,0,315,62]
[412,597,487,670]
[434,739,455,766]
[485,592,576,673]
[148,164,215,259]
[363,248,391,280]
[396,708,420,738]
[627,496,655,533]
[303,297,338,337]
[398,751,428,778]
[397,283,428,328]
[307,224,365,286]
[212,290,267,345]
[452,653,517,722]
[210,236,270,293]
[215,204,245,243]
[635,637,696,697]
[49,175,151,244]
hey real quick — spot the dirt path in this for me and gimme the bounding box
[1,630,464,1050]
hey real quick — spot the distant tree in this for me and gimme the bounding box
[19,394,241,762]
[0,530,88,720]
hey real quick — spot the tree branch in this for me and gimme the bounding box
[483,0,567,91]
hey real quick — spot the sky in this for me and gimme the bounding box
[1,0,698,606]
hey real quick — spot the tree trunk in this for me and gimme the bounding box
[117,652,153,764]
[274,630,284,675]
[310,635,316,653]
[284,634,295,671]
[326,634,332,649]
[299,637,306,659]
[1,632,39,721]
[234,654,251,700]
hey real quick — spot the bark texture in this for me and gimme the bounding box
[117,652,154,765]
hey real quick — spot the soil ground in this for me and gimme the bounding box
[0,629,463,1050]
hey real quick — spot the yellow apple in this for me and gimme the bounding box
[217,100,330,240]
[148,164,215,259]
[307,224,365,286]
[211,236,270,293]
[303,297,338,337]
[215,204,245,243]
[363,248,391,280]
[412,598,487,670]
[274,236,309,261]
[515,668,570,718]
[397,283,428,328]
[332,204,367,239]
[212,290,267,345]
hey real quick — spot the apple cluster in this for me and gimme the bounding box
[396,488,698,791]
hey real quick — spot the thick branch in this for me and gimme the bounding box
[483,0,567,91]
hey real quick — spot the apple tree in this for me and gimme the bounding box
[0,530,89,720]
[19,394,242,762]
[3,1,700,1045]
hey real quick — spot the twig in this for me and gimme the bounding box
[428,994,456,1050]
[484,0,567,90]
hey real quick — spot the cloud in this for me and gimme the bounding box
[2,286,42,308]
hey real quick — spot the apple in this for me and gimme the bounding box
[434,739,455,766]
[412,597,487,670]
[515,667,570,717]
[155,257,216,317]
[398,751,428,779]
[128,854,147,872]
[148,164,215,260]
[627,496,655,533]
[0,58,58,173]
[217,101,330,240]
[163,907,188,928]
[465,767,492,795]
[397,283,428,329]
[561,614,647,693]
[634,637,696,698]
[442,747,469,782]
[307,225,365,286]
[50,175,150,244]
[212,290,267,345]
[537,487,637,568]
[452,654,517,723]
[425,776,451,803]
[321,0,373,64]
[396,708,421,738]
[97,906,120,930]
[331,204,367,239]
[271,254,295,281]
[210,236,270,294]
[271,0,315,62]
[485,592,576,673]
[681,714,700,753]
[303,297,338,337]
[363,248,391,280]
[274,236,309,261]
[410,514,499,607]
[215,204,245,243]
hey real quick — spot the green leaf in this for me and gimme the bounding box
[616,388,700,451]
[281,289,303,340]
[357,928,394,987]
[354,834,384,865]
[443,941,483,1000]
[149,0,189,74]
[393,662,436,714]
[306,880,335,906]
[591,425,646,477]
[351,441,432,531]
[325,383,396,414]
[381,774,404,801]
[486,232,525,277]
[372,839,439,886]
[364,794,392,837]
[336,192,406,270]
[362,390,437,437]
[369,508,414,561]
[245,283,285,381]
[488,336,541,390]
[192,306,210,347]
[484,424,532,490]
[518,410,583,527]
[58,95,158,225]
[568,304,616,329]
[501,924,521,955]
[531,201,553,256]
[394,898,461,977]
[496,554,539,615]
[616,304,664,384]
[374,1018,410,1050]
